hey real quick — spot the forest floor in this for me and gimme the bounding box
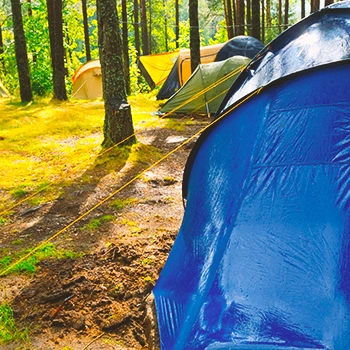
[0,99,210,349]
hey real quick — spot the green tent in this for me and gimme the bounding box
[159,55,250,115]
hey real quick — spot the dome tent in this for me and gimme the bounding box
[159,56,250,116]
[153,2,350,349]
[156,36,263,100]
[71,60,102,99]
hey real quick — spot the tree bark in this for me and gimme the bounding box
[278,0,282,33]
[189,0,200,73]
[301,0,305,18]
[140,0,149,55]
[175,0,179,48]
[96,0,135,147]
[133,0,140,55]
[163,0,168,51]
[224,0,234,39]
[10,0,33,102]
[251,0,260,40]
[0,23,4,72]
[236,0,245,35]
[82,0,91,62]
[261,0,265,43]
[284,0,289,30]
[311,0,320,13]
[246,0,251,35]
[121,0,130,94]
[324,0,333,6]
[46,0,67,100]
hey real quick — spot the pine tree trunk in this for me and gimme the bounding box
[46,0,67,100]
[10,0,33,102]
[121,0,130,95]
[133,0,140,55]
[223,0,234,39]
[232,0,237,36]
[301,0,305,18]
[246,0,251,36]
[251,0,260,40]
[140,0,149,55]
[311,0,320,13]
[236,0,245,35]
[96,0,135,147]
[82,0,91,62]
[278,0,282,33]
[175,0,179,48]
[189,0,200,73]
[324,0,333,6]
[284,0,288,30]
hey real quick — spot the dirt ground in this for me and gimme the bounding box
[0,117,209,349]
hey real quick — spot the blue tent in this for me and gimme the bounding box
[153,2,350,349]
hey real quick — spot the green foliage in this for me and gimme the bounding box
[0,243,83,276]
[0,303,29,344]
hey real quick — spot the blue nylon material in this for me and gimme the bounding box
[219,3,350,114]
[153,63,350,349]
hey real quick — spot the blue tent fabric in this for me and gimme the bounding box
[218,4,350,115]
[153,1,350,348]
[154,61,350,350]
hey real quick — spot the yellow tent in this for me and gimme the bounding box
[72,60,102,99]
[138,51,179,88]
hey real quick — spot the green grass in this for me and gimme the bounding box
[0,302,29,344]
[81,215,114,231]
[0,243,83,276]
[110,197,138,210]
[0,94,163,215]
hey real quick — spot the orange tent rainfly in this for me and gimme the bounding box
[71,59,102,99]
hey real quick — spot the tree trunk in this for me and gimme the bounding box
[149,0,152,52]
[284,0,288,30]
[278,0,282,33]
[236,0,245,35]
[261,0,265,43]
[324,0,333,6]
[301,0,305,18]
[0,23,4,72]
[223,0,234,39]
[96,0,135,147]
[266,0,271,27]
[246,0,251,36]
[82,0,91,62]
[121,0,130,95]
[189,0,200,73]
[311,0,320,13]
[175,0,179,48]
[140,0,149,55]
[232,0,237,36]
[163,0,168,51]
[10,0,33,102]
[133,0,140,55]
[251,0,260,40]
[46,0,67,100]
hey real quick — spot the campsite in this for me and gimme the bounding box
[2,0,350,349]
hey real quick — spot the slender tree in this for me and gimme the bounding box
[261,0,265,43]
[10,0,33,102]
[189,0,200,73]
[301,0,305,18]
[133,0,140,54]
[121,0,130,94]
[82,0,91,62]
[324,0,333,6]
[46,0,67,100]
[284,0,289,30]
[0,22,4,71]
[278,0,282,33]
[96,0,135,147]
[311,0,320,13]
[175,0,179,48]
[236,0,245,35]
[140,0,149,54]
[223,0,234,39]
[163,0,168,51]
[246,0,251,35]
[251,0,260,40]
